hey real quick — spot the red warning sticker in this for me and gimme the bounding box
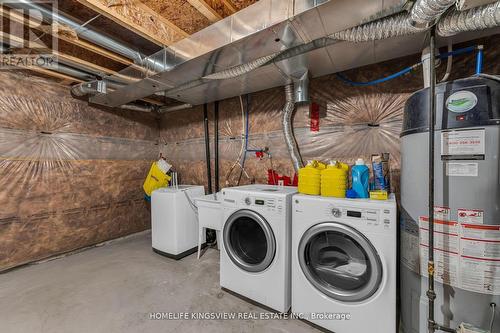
[310,102,319,132]
[457,208,484,225]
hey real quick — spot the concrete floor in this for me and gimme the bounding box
[0,231,319,333]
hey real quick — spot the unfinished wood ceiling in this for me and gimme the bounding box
[2,0,258,89]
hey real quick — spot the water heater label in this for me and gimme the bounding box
[445,90,478,113]
[418,216,500,295]
[457,208,484,224]
[441,129,485,156]
[446,162,479,177]
[459,224,500,295]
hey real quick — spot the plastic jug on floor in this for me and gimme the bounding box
[351,159,369,199]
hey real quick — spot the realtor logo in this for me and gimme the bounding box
[0,0,58,69]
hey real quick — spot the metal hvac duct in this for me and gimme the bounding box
[88,0,409,107]
[331,0,458,42]
[437,1,500,36]
[282,84,303,172]
[410,0,457,27]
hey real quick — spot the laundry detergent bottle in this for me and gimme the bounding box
[351,158,369,198]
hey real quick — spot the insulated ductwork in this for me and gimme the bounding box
[330,13,421,42]
[158,103,193,113]
[330,0,457,42]
[293,71,309,103]
[437,1,500,36]
[203,53,279,80]
[118,103,155,113]
[282,84,303,172]
[410,0,457,27]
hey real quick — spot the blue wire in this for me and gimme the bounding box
[337,45,481,87]
[438,45,476,59]
[336,65,417,87]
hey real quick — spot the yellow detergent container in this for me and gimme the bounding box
[321,161,349,198]
[298,161,321,195]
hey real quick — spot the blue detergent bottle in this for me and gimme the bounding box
[351,158,370,198]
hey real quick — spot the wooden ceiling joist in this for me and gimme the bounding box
[0,31,135,83]
[75,0,189,46]
[0,6,134,67]
[221,0,237,13]
[187,0,223,23]
[26,66,84,83]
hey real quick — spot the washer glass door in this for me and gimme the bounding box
[298,222,382,302]
[223,209,276,273]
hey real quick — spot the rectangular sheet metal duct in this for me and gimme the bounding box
[90,0,408,107]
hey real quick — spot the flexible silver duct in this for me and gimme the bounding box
[119,103,155,112]
[331,0,457,42]
[158,103,193,113]
[202,53,279,80]
[282,84,303,172]
[330,13,421,42]
[410,0,457,26]
[437,1,500,36]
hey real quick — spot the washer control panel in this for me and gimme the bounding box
[241,196,284,213]
[326,204,393,229]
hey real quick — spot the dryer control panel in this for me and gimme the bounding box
[326,204,393,229]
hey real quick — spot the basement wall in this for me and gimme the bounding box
[160,35,500,192]
[0,72,158,271]
[1,36,498,272]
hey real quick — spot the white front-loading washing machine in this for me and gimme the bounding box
[292,194,397,333]
[220,185,297,313]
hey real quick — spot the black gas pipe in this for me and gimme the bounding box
[203,103,212,194]
[427,28,455,333]
[214,101,220,193]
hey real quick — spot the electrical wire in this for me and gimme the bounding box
[237,95,251,185]
[182,190,198,214]
[225,96,249,186]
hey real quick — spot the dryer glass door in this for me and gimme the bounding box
[298,222,382,302]
[223,209,276,273]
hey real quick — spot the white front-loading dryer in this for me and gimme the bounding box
[292,194,397,333]
[220,185,297,313]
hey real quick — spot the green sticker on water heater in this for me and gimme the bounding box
[446,90,478,113]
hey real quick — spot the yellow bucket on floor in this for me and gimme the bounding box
[321,161,349,198]
[143,161,171,196]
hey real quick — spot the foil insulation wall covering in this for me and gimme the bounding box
[0,72,158,271]
[159,35,500,193]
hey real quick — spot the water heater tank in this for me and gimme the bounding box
[400,76,500,332]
